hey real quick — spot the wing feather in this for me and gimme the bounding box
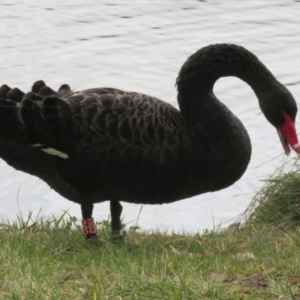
[3,81,192,164]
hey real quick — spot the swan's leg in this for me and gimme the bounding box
[81,202,97,240]
[110,200,126,240]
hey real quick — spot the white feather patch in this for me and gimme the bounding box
[41,148,69,159]
[31,143,44,147]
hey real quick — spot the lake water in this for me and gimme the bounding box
[0,0,300,233]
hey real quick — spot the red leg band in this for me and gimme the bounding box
[81,218,97,236]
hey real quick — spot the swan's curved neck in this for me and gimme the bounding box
[176,44,276,118]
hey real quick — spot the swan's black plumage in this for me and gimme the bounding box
[0,44,299,239]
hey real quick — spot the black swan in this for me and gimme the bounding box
[0,44,299,239]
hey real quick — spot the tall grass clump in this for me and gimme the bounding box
[245,156,300,228]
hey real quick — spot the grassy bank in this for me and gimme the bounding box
[2,158,300,299]
[0,214,300,300]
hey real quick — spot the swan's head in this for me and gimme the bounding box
[259,82,300,155]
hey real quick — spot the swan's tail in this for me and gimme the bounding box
[0,81,74,148]
[0,84,21,140]
[0,81,54,142]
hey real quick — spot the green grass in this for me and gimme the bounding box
[245,157,300,228]
[1,214,300,299]
[2,158,300,299]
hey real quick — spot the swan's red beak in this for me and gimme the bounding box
[277,112,300,155]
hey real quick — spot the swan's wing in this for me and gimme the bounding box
[0,81,189,162]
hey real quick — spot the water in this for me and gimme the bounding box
[0,0,300,232]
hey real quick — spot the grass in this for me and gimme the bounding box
[1,213,300,299]
[245,156,300,228]
[2,158,300,299]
